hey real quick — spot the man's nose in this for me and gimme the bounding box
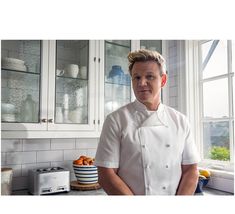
[138,77,148,86]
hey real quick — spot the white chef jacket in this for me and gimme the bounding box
[95,99,200,195]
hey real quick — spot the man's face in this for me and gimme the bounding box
[131,61,167,109]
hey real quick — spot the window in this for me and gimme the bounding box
[198,40,234,164]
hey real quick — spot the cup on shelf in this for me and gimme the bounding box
[64,64,79,78]
[80,66,87,79]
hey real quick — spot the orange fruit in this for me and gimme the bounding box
[199,169,211,178]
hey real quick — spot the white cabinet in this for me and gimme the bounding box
[1,40,135,138]
[1,40,163,138]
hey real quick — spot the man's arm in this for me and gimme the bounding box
[176,164,199,195]
[98,167,134,195]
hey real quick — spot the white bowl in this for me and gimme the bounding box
[1,103,16,114]
[73,164,98,184]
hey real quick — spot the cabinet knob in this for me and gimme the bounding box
[41,118,47,123]
[48,119,53,123]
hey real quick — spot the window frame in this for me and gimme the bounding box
[198,40,234,166]
[185,40,234,172]
[185,40,234,193]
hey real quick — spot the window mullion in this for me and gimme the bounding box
[228,40,234,162]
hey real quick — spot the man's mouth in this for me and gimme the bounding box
[138,89,150,93]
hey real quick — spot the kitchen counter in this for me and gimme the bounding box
[12,187,232,196]
[195,187,233,196]
[12,188,107,196]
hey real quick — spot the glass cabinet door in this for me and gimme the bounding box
[55,40,89,124]
[104,40,131,117]
[1,40,41,124]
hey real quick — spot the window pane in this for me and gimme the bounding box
[55,40,89,124]
[140,40,162,52]
[203,121,230,161]
[201,40,228,79]
[104,40,131,117]
[1,40,41,123]
[203,78,229,118]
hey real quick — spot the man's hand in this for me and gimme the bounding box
[98,167,134,195]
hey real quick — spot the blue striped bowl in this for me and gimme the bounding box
[73,164,98,184]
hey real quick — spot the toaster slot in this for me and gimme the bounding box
[57,186,66,191]
[41,188,52,193]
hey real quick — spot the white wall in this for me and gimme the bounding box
[1,138,99,190]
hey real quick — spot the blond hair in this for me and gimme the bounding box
[127,49,167,76]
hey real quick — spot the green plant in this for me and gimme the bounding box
[210,146,230,161]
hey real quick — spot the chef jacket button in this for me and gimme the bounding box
[162,186,166,190]
[146,186,150,190]
[145,165,150,169]
[142,145,146,148]
[165,144,170,147]
[166,165,169,168]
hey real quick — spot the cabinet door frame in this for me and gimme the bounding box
[1,40,49,132]
[98,40,134,131]
[47,40,96,131]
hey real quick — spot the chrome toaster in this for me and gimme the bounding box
[28,167,70,195]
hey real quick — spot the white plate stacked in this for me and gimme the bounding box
[1,114,16,122]
[1,103,16,122]
[1,57,27,72]
[73,164,98,184]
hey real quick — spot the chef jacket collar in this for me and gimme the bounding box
[133,99,168,127]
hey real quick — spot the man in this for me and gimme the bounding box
[95,49,200,195]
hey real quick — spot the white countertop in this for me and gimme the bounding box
[12,187,232,196]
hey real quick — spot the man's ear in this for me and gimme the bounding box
[161,74,167,87]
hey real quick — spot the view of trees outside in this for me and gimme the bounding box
[203,121,230,161]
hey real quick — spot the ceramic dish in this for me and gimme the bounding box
[73,164,98,184]
[1,103,16,114]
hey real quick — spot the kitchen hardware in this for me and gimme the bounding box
[28,167,70,195]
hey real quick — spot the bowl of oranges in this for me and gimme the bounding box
[73,155,98,184]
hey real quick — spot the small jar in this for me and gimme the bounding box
[1,168,13,195]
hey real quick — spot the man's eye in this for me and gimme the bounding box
[146,75,155,80]
[133,76,141,80]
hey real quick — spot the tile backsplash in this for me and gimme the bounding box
[1,138,99,191]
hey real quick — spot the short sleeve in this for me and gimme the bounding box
[94,115,120,168]
[182,118,201,165]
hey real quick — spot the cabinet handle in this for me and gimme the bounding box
[41,118,47,123]
[98,58,101,63]
[94,57,96,62]
[93,120,95,124]
[98,119,100,124]
[48,119,53,123]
